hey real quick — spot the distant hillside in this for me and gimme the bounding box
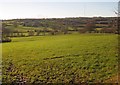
[2,17,116,32]
[1,17,117,42]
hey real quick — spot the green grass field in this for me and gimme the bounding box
[2,33,118,83]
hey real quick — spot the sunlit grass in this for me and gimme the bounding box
[2,33,118,83]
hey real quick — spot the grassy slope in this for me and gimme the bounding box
[2,33,118,83]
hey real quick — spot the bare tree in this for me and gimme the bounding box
[85,19,96,33]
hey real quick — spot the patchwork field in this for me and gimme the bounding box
[2,33,118,83]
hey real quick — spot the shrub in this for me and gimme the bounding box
[1,37,11,43]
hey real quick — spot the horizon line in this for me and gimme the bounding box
[1,16,117,20]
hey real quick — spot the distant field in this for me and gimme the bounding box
[2,33,118,83]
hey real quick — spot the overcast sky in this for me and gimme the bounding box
[0,0,118,19]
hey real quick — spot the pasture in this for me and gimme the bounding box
[2,33,118,83]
